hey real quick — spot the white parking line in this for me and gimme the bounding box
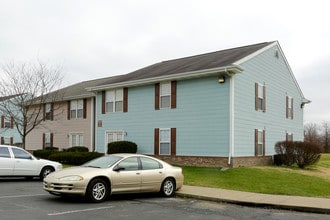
[0,194,46,199]
[48,206,114,216]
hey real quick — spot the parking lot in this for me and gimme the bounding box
[1,178,329,220]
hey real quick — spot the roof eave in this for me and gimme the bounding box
[87,65,243,91]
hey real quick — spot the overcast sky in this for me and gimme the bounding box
[0,0,329,124]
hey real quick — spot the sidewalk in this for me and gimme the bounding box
[176,185,330,214]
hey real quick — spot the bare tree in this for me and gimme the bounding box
[0,60,64,149]
[322,121,330,153]
[304,122,320,144]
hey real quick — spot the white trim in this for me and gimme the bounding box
[228,75,235,165]
[159,128,171,156]
[104,130,125,154]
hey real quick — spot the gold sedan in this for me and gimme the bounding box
[43,154,184,202]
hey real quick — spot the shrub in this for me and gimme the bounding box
[107,141,137,154]
[49,152,104,165]
[33,147,59,159]
[65,146,89,152]
[274,141,322,168]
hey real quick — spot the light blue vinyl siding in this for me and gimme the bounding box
[233,45,304,156]
[95,76,231,156]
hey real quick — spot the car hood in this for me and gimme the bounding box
[46,166,105,179]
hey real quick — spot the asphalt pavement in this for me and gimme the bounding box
[177,185,330,214]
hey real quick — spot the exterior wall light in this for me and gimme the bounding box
[218,76,225,83]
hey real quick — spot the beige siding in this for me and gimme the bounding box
[26,98,94,151]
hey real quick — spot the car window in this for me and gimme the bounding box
[140,157,162,170]
[83,155,122,168]
[117,157,139,171]
[0,147,11,158]
[12,148,32,159]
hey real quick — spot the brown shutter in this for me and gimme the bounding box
[43,104,46,121]
[254,129,258,156]
[50,133,54,147]
[154,128,159,155]
[1,137,4,145]
[286,96,289,118]
[255,83,258,111]
[123,87,128,112]
[102,91,106,114]
[42,133,45,149]
[155,83,160,110]
[51,103,54,121]
[67,101,71,120]
[262,85,266,112]
[10,137,13,145]
[171,128,176,156]
[262,130,266,156]
[83,99,87,119]
[291,98,294,119]
[171,81,177,109]
[1,116,4,128]
[10,117,14,129]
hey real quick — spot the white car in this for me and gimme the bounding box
[0,145,62,180]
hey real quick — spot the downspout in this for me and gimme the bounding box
[227,69,235,167]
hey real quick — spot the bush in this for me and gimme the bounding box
[107,141,137,154]
[33,147,59,159]
[274,141,321,168]
[48,152,104,165]
[65,146,89,152]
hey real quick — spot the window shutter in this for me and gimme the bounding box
[1,137,4,144]
[1,116,4,128]
[51,103,54,121]
[286,132,289,142]
[171,81,177,109]
[42,133,45,149]
[286,96,289,118]
[83,99,87,119]
[262,85,266,112]
[50,133,54,147]
[102,91,106,114]
[155,83,160,110]
[67,101,71,120]
[291,98,294,119]
[43,104,46,121]
[10,117,14,129]
[262,130,266,156]
[171,128,176,155]
[10,137,13,145]
[123,87,128,112]
[255,83,258,111]
[254,129,258,156]
[154,128,159,155]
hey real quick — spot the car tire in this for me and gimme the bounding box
[86,178,109,203]
[40,166,54,180]
[161,178,175,197]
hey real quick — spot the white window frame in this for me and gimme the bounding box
[105,130,125,153]
[257,84,264,111]
[44,133,51,148]
[70,99,83,119]
[70,133,84,147]
[287,132,293,142]
[4,117,11,128]
[160,82,171,109]
[3,136,11,145]
[45,103,52,120]
[287,96,293,119]
[106,89,123,113]
[257,130,264,156]
[159,128,171,155]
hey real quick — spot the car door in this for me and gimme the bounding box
[139,157,165,192]
[111,156,142,193]
[11,148,40,176]
[0,146,14,176]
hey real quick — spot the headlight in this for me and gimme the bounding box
[59,175,84,181]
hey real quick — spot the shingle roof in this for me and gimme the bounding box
[98,41,275,86]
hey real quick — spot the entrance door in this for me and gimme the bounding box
[105,130,124,153]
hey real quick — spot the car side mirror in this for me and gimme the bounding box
[113,166,125,172]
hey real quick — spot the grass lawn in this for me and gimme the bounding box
[182,154,330,198]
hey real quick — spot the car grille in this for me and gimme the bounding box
[44,181,74,191]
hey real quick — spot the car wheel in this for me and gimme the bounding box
[161,178,175,197]
[86,178,109,203]
[40,166,54,180]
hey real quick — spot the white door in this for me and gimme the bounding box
[105,131,124,153]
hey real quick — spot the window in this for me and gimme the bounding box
[286,133,293,142]
[117,157,139,171]
[255,129,265,156]
[70,99,84,119]
[154,128,176,156]
[140,157,162,170]
[70,133,84,146]
[1,137,11,145]
[43,133,53,148]
[255,83,266,112]
[106,89,123,113]
[155,81,177,110]
[0,147,11,158]
[12,148,31,159]
[286,96,294,119]
[1,116,13,129]
[45,103,53,120]
[4,117,11,128]
[105,130,125,153]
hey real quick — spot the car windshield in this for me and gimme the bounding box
[82,155,123,168]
